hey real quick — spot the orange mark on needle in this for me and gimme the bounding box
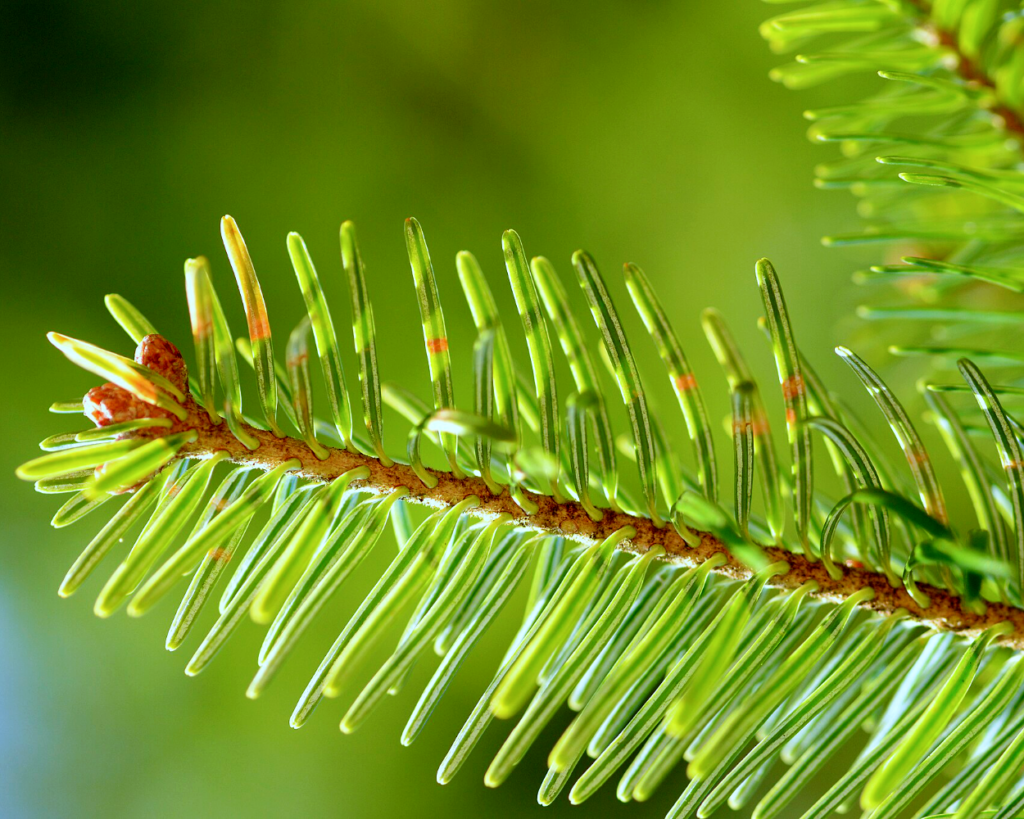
[675,373,698,392]
[905,445,930,465]
[781,374,805,401]
[189,317,213,337]
[248,312,272,342]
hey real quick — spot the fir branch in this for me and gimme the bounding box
[170,376,1024,648]
[15,1,1024,815]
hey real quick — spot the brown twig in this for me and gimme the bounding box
[154,388,1024,649]
[907,0,1024,141]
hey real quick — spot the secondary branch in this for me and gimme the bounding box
[909,0,1024,141]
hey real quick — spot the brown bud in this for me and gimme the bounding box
[136,334,189,394]
[83,383,176,429]
[84,383,145,427]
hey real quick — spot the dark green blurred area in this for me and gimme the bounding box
[1,2,866,817]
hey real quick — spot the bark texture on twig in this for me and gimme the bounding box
[160,392,1024,649]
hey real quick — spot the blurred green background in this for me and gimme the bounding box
[1,1,871,817]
